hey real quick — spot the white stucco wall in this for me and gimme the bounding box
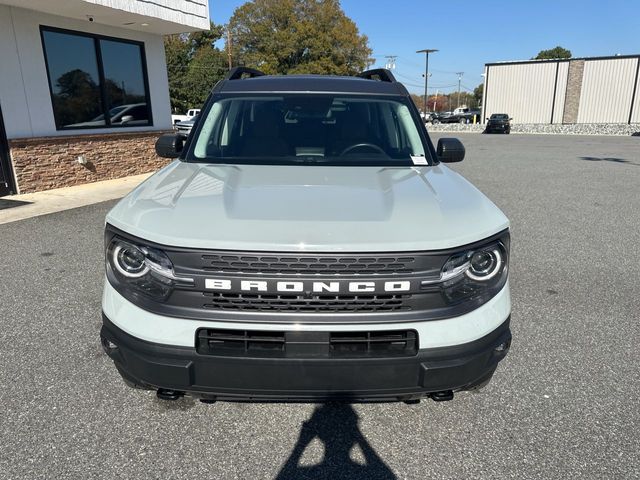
[0,4,173,139]
[86,0,209,30]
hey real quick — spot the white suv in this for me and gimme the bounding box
[100,68,511,403]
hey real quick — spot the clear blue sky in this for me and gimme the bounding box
[208,0,640,94]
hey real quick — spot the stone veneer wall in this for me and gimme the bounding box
[9,131,172,193]
[562,60,585,124]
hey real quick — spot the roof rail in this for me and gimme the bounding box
[226,67,266,80]
[358,68,397,83]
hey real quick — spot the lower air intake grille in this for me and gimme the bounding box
[330,330,418,357]
[202,293,412,312]
[196,329,285,357]
[196,329,418,358]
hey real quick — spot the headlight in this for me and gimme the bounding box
[113,242,149,278]
[427,232,509,306]
[467,248,502,281]
[106,237,193,300]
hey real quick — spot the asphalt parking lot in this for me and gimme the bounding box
[1,133,639,479]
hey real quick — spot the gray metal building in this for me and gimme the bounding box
[481,55,640,124]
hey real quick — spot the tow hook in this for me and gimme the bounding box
[156,388,185,401]
[430,390,454,402]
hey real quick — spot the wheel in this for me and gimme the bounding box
[433,119,440,124]
[459,118,466,124]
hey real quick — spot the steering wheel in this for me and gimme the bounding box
[340,143,386,156]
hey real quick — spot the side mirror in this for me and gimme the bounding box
[120,115,134,124]
[485,117,489,121]
[437,138,465,163]
[155,134,184,158]
[509,118,513,121]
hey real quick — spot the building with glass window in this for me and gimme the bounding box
[0,0,210,196]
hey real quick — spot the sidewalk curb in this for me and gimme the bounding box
[0,173,153,225]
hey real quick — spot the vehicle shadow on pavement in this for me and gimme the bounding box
[275,403,397,480]
[0,199,31,210]
[579,156,639,166]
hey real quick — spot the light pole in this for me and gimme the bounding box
[456,72,464,108]
[417,49,438,114]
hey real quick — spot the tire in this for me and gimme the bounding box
[459,118,466,124]
[433,119,440,124]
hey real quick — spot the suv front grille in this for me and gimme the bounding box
[201,253,418,275]
[202,292,412,312]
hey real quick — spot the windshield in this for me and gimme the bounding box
[490,114,509,120]
[189,94,431,166]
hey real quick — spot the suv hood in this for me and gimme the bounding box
[107,161,509,252]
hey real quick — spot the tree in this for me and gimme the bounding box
[182,45,228,108]
[228,0,372,75]
[427,94,448,112]
[163,22,226,112]
[409,93,424,112]
[534,46,572,60]
[52,69,102,126]
[474,83,483,105]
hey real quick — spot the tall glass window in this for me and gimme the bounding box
[41,27,152,130]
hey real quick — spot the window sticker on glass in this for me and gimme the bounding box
[411,155,428,165]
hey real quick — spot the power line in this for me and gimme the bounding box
[394,56,460,75]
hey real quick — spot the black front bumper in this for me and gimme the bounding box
[486,124,509,132]
[100,314,511,402]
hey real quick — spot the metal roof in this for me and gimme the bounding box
[485,53,640,67]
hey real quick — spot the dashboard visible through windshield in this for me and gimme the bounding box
[188,94,432,166]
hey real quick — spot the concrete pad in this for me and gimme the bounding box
[0,173,152,225]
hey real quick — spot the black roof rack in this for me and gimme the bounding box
[226,67,266,80]
[357,68,398,83]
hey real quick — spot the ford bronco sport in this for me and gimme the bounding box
[100,68,511,403]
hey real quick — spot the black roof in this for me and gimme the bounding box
[216,74,409,96]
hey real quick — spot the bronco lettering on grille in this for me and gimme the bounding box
[204,279,411,293]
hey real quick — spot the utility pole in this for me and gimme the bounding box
[456,72,464,108]
[417,49,438,114]
[227,28,232,70]
[384,55,397,70]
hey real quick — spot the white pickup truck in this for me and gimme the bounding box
[171,108,200,125]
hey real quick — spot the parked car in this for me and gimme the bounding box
[65,103,149,128]
[174,115,198,137]
[431,111,452,124]
[101,67,511,404]
[485,113,512,134]
[440,108,482,124]
[171,108,200,125]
